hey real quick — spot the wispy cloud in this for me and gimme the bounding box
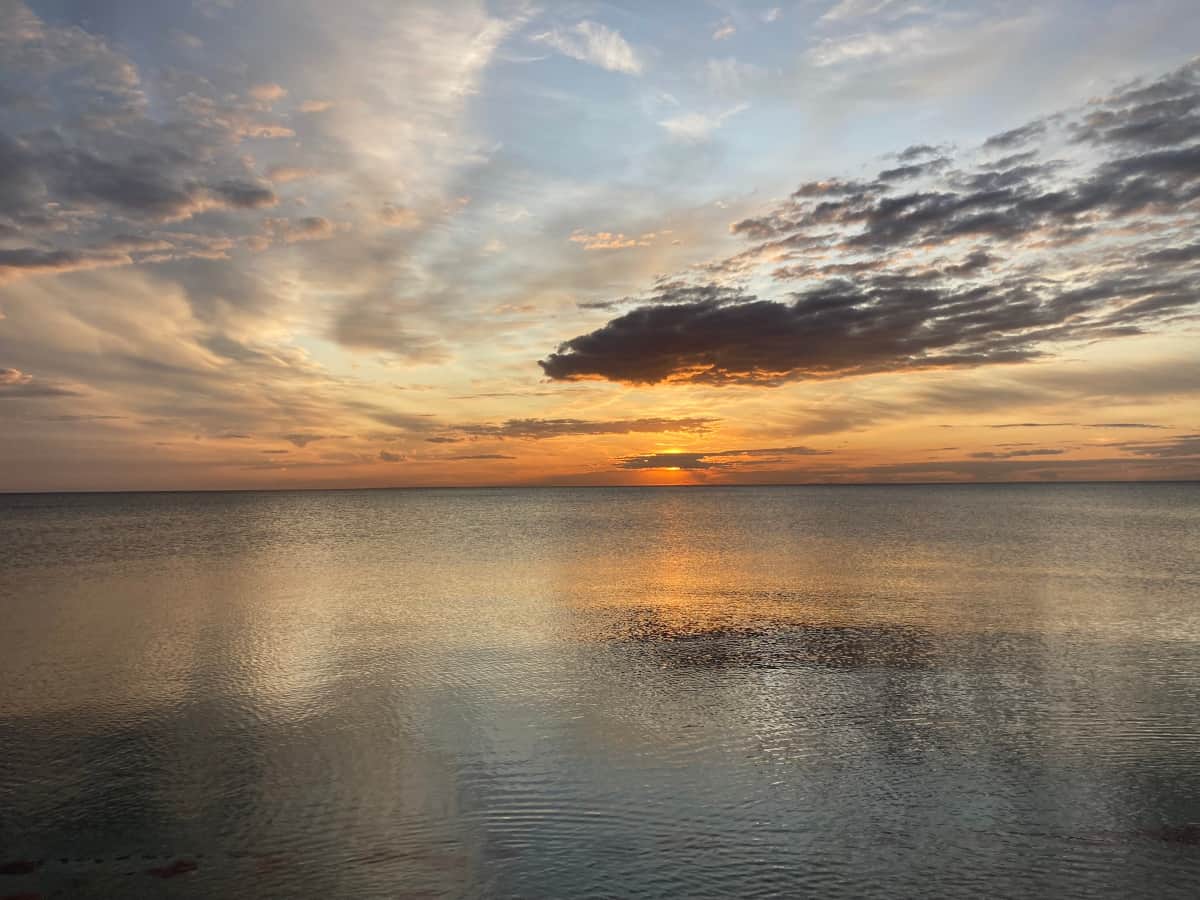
[713,20,737,41]
[531,21,643,75]
[659,103,749,141]
[448,417,718,440]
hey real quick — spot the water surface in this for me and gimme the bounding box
[2,484,1199,897]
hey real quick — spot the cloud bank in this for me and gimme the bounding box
[541,59,1200,386]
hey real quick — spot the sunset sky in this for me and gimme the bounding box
[2,0,1198,490]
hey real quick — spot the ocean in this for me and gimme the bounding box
[1,484,1198,897]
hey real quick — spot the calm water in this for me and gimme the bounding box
[1,484,1199,898]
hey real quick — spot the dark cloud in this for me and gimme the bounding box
[580,280,748,312]
[0,246,130,280]
[210,180,277,210]
[896,143,943,162]
[378,449,404,462]
[982,119,1048,150]
[0,140,278,225]
[281,432,326,447]
[1071,61,1200,148]
[441,453,516,461]
[617,452,715,470]
[0,7,294,282]
[538,271,1161,385]
[616,446,828,470]
[877,157,949,182]
[942,249,993,277]
[543,58,1200,387]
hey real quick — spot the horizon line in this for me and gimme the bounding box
[2,479,1197,496]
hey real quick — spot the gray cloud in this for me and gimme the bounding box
[542,58,1200,386]
[982,119,1047,150]
[896,143,944,162]
[281,432,327,447]
[616,445,828,470]
[0,247,131,281]
[329,295,446,362]
[0,6,292,286]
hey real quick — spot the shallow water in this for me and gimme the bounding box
[1,484,1199,897]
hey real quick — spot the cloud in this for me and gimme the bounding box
[248,83,287,103]
[659,104,748,141]
[0,247,132,282]
[569,230,655,250]
[265,165,319,183]
[0,367,78,398]
[1113,433,1200,458]
[983,119,1048,150]
[379,203,421,229]
[988,422,1073,429]
[0,1,547,490]
[713,21,736,41]
[281,432,327,447]
[329,295,446,362]
[1070,63,1200,148]
[702,57,767,96]
[531,21,642,75]
[808,26,932,67]
[378,449,404,462]
[450,416,718,440]
[896,144,943,162]
[988,421,1169,429]
[616,446,829,470]
[542,58,1200,386]
[819,0,909,22]
[0,138,277,227]
[264,216,339,243]
[876,157,949,181]
[1083,422,1170,429]
[0,4,297,289]
[210,180,278,210]
[970,448,1064,459]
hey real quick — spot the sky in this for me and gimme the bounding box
[1,0,1199,490]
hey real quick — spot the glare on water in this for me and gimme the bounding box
[1,484,1198,897]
